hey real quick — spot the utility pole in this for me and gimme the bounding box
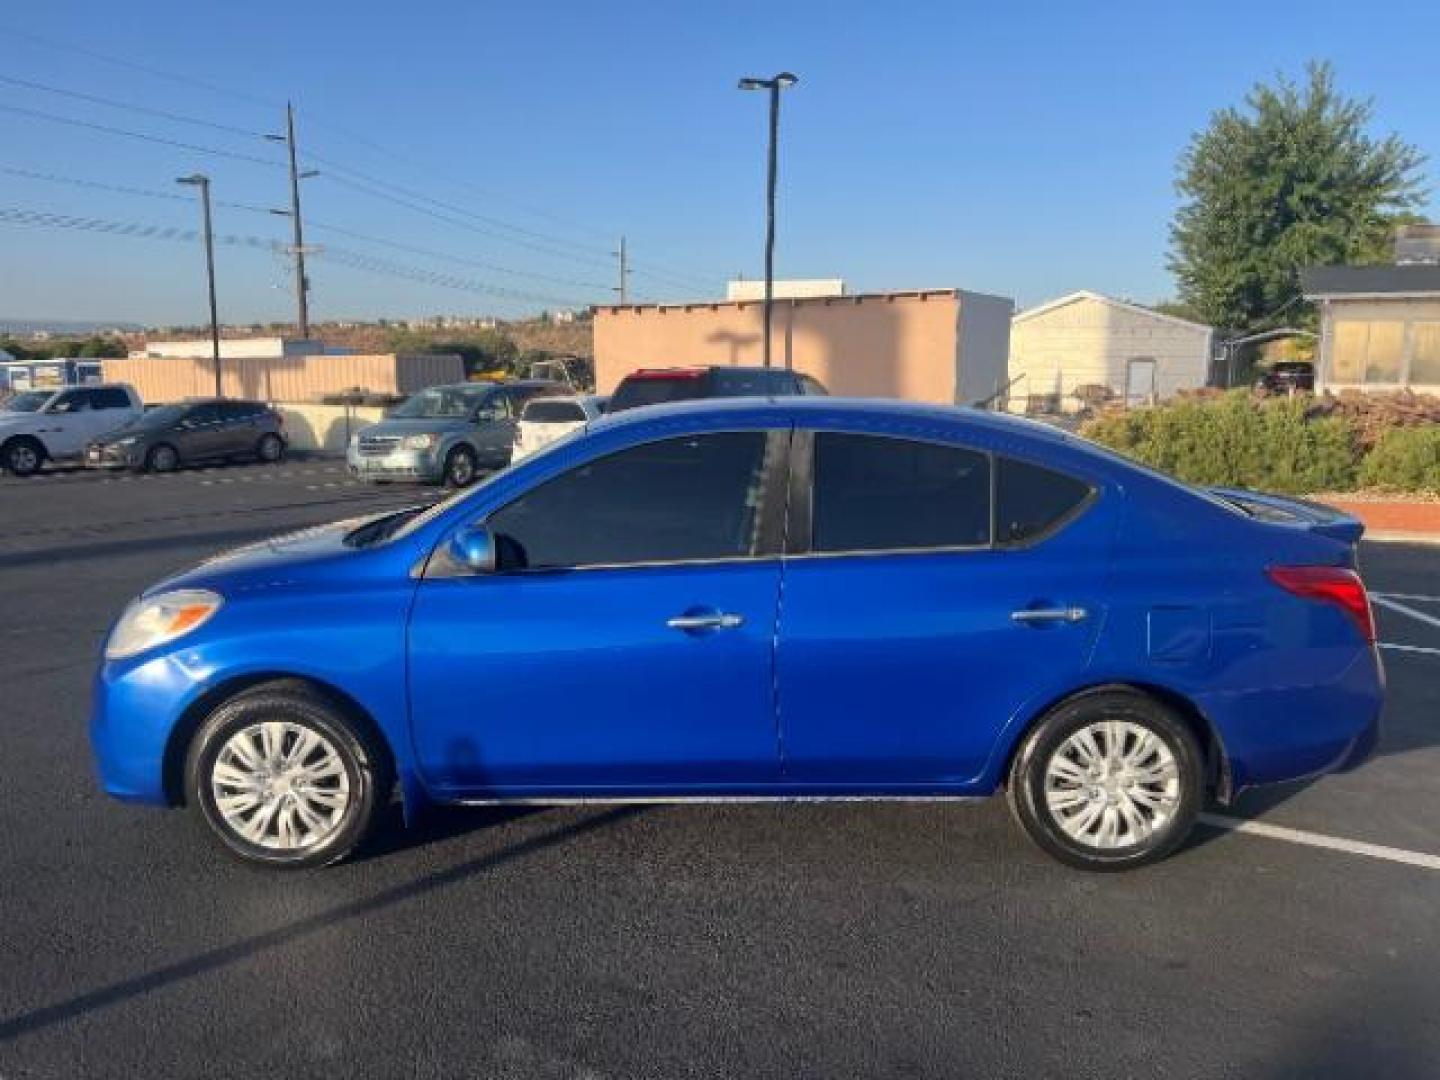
[613,235,630,305]
[738,72,798,369]
[267,103,319,339]
[176,173,223,398]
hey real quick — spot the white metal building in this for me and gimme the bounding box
[1008,291,1214,412]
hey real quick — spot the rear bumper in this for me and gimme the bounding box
[1200,647,1384,791]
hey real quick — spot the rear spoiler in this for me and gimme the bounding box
[1207,487,1365,546]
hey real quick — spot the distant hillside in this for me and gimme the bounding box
[0,318,143,335]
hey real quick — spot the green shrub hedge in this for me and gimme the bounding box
[1080,392,1360,494]
[1358,426,1440,493]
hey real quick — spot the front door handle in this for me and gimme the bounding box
[1011,607,1088,624]
[667,612,745,632]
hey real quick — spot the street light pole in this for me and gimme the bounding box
[177,173,222,398]
[738,71,798,369]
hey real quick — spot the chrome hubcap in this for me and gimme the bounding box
[11,446,37,471]
[211,722,351,851]
[1043,720,1180,850]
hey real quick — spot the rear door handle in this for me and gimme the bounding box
[667,612,745,632]
[1011,607,1088,624]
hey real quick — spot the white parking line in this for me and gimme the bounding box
[1380,642,1440,656]
[1199,814,1440,872]
[1372,595,1440,631]
[1373,592,1440,604]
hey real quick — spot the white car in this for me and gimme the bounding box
[0,383,143,476]
[512,394,608,462]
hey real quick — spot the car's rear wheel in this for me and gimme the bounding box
[185,683,387,869]
[3,437,45,477]
[145,443,179,473]
[443,445,478,488]
[1007,690,1203,871]
[256,433,285,463]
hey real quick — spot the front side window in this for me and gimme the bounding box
[50,389,90,413]
[488,432,774,570]
[812,433,990,553]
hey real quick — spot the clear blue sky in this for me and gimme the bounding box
[2,0,1438,327]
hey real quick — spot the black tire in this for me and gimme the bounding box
[184,682,389,869]
[256,432,285,464]
[443,444,478,488]
[2,436,45,477]
[1006,689,1203,871]
[145,443,179,473]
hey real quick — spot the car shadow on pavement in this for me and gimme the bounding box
[0,806,642,1044]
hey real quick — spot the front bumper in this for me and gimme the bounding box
[85,443,140,468]
[345,445,440,482]
[90,651,211,805]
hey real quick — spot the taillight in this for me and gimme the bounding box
[1266,565,1376,643]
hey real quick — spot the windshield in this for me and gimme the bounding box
[2,391,55,413]
[390,386,490,419]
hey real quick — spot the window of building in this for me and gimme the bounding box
[1410,323,1440,386]
[488,432,772,570]
[1331,320,1407,384]
[812,433,990,553]
[1365,321,1405,383]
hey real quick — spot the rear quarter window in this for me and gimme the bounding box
[523,401,587,423]
[995,457,1094,545]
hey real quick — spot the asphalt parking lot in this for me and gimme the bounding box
[2,461,1438,1078]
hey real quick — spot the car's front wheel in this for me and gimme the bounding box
[442,445,478,488]
[1007,690,1203,871]
[145,443,179,473]
[2,437,45,477]
[185,682,388,869]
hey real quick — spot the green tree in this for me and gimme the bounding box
[1169,62,1426,332]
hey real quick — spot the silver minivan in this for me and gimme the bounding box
[347,380,566,486]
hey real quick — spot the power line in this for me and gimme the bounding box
[0,103,285,168]
[0,24,276,108]
[306,220,609,291]
[303,150,613,258]
[0,74,267,139]
[0,166,275,214]
[0,205,588,307]
[2,38,721,290]
[2,165,609,292]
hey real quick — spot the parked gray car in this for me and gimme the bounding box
[346,380,567,486]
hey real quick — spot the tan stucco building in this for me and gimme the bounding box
[1008,291,1214,413]
[593,288,1013,404]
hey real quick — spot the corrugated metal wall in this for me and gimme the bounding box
[101,353,464,403]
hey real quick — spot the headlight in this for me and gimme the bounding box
[401,434,437,450]
[105,589,223,660]
[114,436,138,447]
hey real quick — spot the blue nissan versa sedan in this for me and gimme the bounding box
[90,399,1384,871]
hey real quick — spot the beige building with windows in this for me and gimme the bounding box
[1008,291,1214,413]
[1301,265,1440,393]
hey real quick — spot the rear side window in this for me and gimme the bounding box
[88,388,133,410]
[609,373,708,412]
[711,369,773,397]
[488,432,773,569]
[812,433,990,553]
[219,400,263,421]
[798,374,828,396]
[523,400,587,423]
[995,457,1093,545]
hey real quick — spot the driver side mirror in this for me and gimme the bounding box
[446,524,496,574]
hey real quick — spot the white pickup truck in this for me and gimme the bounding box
[0,383,144,476]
